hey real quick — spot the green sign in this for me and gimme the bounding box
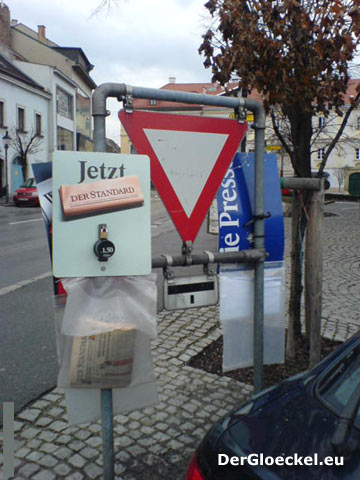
[52,151,151,277]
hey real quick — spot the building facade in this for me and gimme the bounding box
[0,45,50,195]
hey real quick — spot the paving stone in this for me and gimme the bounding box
[32,469,56,480]
[66,473,84,480]
[86,436,102,448]
[68,453,87,469]
[39,431,58,442]
[54,462,72,476]
[49,420,68,432]
[84,462,104,479]
[18,462,40,477]
[36,416,53,427]
[39,442,58,454]
[38,454,58,468]
[17,408,41,423]
[20,427,41,439]
[15,446,30,457]
[80,446,99,460]
[48,406,65,417]
[26,450,44,462]
[53,446,73,460]
[68,440,86,452]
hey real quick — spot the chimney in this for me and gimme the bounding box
[169,76,176,84]
[37,25,46,43]
[0,2,11,47]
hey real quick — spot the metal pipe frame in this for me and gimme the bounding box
[92,83,267,400]
[152,249,266,269]
[281,177,321,191]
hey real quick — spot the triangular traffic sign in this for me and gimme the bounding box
[119,110,247,242]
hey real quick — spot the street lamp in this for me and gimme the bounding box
[2,130,11,204]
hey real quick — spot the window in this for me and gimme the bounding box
[319,117,324,129]
[57,126,74,150]
[317,148,325,160]
[17,107,25,131]
[35,113,42,136]
[149,99,157,106]
[56,87,73,120]
[0,101,4,127]
[318,344,360,429]
[356,148,360,161]
[357,117,360,130]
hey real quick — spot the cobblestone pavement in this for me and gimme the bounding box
[5,307,252,480]
[1,200,359,479]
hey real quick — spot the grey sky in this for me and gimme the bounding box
[8,0,212,143]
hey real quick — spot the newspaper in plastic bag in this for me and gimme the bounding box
[220,263,285,371]
[61,274,157,338]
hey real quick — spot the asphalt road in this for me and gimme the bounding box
[0,196,217,423]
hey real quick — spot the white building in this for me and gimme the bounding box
[14,61,78,152]
[0,46,50,196]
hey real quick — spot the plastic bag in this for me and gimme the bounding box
[220,263,285,371]
[61,274,157,338]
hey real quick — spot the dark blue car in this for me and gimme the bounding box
[185,333,360,479]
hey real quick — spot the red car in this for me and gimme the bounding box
[13,178,39,207]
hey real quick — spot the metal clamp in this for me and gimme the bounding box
[123,85,133,113]
[161,254,174,280]
[203,250,216,275]
[182,241,193,266]
[243,212,271,228]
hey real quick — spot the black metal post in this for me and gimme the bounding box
[4,143,9,204]
[101,389,115,479]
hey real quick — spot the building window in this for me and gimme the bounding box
[149,99,157,106]
[0,101,4,127]
[17,107,25,132]
[318,117,324,129]
[57,126,74,151]
[356,148,360,161]
[35,113,42,136]
[317,148,325,160]
[56,87,73,120]
[357,117,360,130]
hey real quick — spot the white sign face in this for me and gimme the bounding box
[52,151,151,277]
[144,129,228,218]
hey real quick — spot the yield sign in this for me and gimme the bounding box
[119,110,247,242]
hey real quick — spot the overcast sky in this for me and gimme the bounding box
[8,0,213,144]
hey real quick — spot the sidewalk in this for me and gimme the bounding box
[7,306,252,480]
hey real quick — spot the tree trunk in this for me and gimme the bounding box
[21,157,28,181]
[305,184,324,367]
[286,191,308,358]
[286,107,313,358]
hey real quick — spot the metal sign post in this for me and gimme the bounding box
[92,83,266,479]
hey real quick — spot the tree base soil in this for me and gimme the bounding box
[188,333,342,389]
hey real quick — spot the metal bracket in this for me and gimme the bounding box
[161,254,174,281]
[243,212,271,228]
[234,106,247,123]
[122,85,133,113]
[182,241,193,266]
[203,250,217,275]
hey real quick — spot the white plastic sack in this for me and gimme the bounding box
[220,263,285,371]
[61,274,157,338]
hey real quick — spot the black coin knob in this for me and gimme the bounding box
[94,239,115,262]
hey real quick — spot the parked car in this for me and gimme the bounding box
[13,178,39,207]
[185,332,360,479]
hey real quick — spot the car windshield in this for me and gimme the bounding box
[21,178,35,188]
[318,345,360,429]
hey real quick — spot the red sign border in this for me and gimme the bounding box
[120,110,247,242]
